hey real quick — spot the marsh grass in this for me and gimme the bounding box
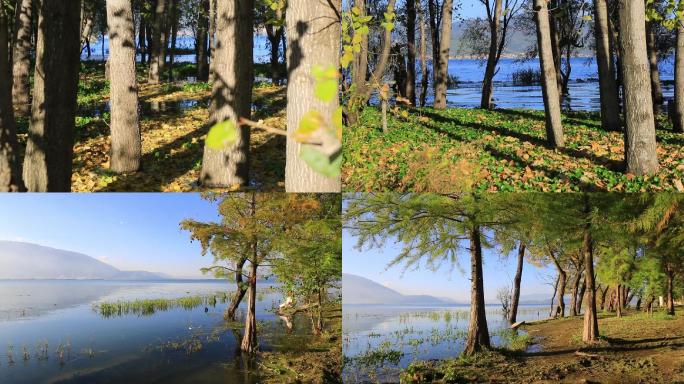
[94,295,216,318]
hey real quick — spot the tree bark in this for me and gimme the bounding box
[418,0,429,108]
[674,21,684,133]
[616,284,622,317]
[167,0,178,82]
[225,256,248,320]
[582,195,599,342]
[481,0,502,110]
[667,266,675,316]
[11,0,32,116]
[348,0,368,124]
[139,10,147,64]
[464,224,491,355]
[599,284,609,310]
[509,242,525,324]
[646,21,663,113]
[285,0,341,192]
[549,273,559,317]
[107,0,141,173]
[592,0,621,132]
[240,260,258,353]
[80,0,95,54]
[200,0,254,187]
[576,277,586,315]
[208,0,217,82]
[551,254,566,317]
[406,0,416,105]
[196,0,210,81]
[0,5,25,192]
[148,0,167,84]
[534,0,565,148]
[23,0,81,192]
[570,266,583,317]
[618,0,659,175]
[434,0,453,109]
[265,9,284,86]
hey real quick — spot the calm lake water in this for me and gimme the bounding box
[0,280,312,384]
[342,304,548,383]
[427,58,675,111]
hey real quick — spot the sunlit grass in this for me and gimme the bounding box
[93,294,222,318]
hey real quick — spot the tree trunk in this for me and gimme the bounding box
[434,0,452,109]
[80,0,95,54]
[646,295,654,316]
[148,0,167,84]
[0,5,25,192]
[667,267,675,316]
[107,0,141,174]
[196,0,209,81]
[362,0,395,103]
[551,257,566,317]
[167,0,178,82]
[618,0,659,175]
[599,285,609,311]
[481,0,502,110]
[418,0,429,108]
[534,0,565,148]
[616,284,622,318]
[548,5,563,98]
[674,22,684,133]
[22,0,81,192]
[464,224,491,355]
[208,0,216,82]
[314,289,324,334]
[428,0,439,104]
[200,0,253,187]
[139,12,147,64]
[509,242,525,324]
[406,0,416,105]
[240,260,258,353]
[348,0,368,124]
[646,21,663,113]
[265,13,283,86]
[285,0,341,192]
[570,267,583,317]
[225,256,248,320]
[593,0,621,132]
[576,277,586,315]
[549,274,559,317]
[582,195,599,342]
[11,0,32,116]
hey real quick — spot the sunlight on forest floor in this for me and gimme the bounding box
[399,307,684,383]
[344,107,684,193]
[16,63,286,192]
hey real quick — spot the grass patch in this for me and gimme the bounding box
[343,107,684,192]
[94,294,222,317]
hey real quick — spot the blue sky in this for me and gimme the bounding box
[0,194,222,278]
[343,229,556,303]
[341,0,489,19]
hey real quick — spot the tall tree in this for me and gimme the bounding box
[534,0,565,148]
[674,13,684,133]
[592,0,621,132]
[345,194,515,356]
[196,0,210,81]
[434,0,453,109]
[406,0,417,105]
[618,0,659,175]
[23,0,82,192]
[480,0,502,109]
[200,0,254,187]
[646,20,664,112]
[0,4,24,192]
[11,0,32,115]
[148,0,167,84]
[285,0,341,192]
[418,0,429,107]
[107,0,141,173]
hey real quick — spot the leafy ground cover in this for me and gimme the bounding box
[343,107,684,192]
[399,307,684,383]
[15,62,286,192]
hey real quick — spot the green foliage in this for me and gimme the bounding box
[205,120,239,150]
[343,107,684,193]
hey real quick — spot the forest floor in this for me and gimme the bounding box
[343,107,684,192]
[400,307,684,384]
[260,302,342,384]
[15,62,286,192]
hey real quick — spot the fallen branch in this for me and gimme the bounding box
[238,117,287,136]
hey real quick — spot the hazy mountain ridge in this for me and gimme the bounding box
[343,273,462,305]
[0,241,169,280]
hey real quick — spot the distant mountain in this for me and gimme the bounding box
[343,273,460,305]
[0,241,169,280]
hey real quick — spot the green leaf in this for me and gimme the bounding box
[295,111,325,142]
[206,120,239,149]
[300,146,341,178]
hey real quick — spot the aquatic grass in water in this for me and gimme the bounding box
[94,295,216,318]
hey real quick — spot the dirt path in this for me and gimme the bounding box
[514,309,684,383]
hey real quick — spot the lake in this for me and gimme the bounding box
[425,58,675,111]
[0,280,314,384]
[342,304,549,383]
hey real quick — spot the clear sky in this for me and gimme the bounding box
[343,229,556,303]
[0,194,223,278]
